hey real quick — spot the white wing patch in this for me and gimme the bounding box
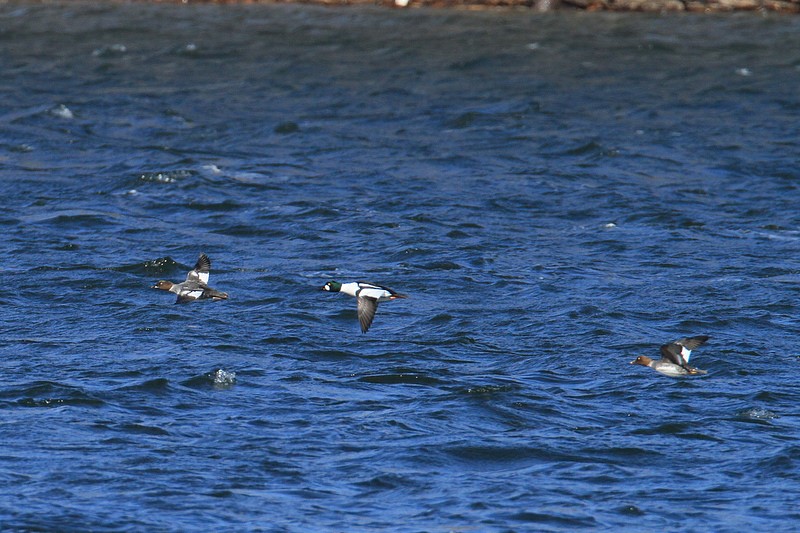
[186,254,212,284]
[681,345,693,363]
[358,287,391,301]
[187,269,209,284]
[176,288,206,303]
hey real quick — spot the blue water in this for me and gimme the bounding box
[2,3,800,530]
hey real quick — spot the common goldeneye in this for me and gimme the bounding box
[152,253,228,304]
[321,281,407,333]
[630,335,710,377]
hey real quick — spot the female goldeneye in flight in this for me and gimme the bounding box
[321,281,407,333]
[630,335,710,377]
[152,253,228,304]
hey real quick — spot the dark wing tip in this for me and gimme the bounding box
[194,253,211,273]
[679,335,710,350]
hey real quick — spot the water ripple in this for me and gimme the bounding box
[1,4,799,532]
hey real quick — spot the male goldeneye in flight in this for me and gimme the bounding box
[152,253,228,304]
[630,335,710,377]
[321,281,407,333]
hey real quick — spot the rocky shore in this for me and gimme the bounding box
[136,0,800,11]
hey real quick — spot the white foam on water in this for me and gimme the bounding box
[211,369,236,388]
[51,104,74,119]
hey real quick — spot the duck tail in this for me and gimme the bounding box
[208,290,229,300]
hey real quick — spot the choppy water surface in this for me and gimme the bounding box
[2,3,800,530]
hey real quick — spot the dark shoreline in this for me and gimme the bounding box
[7,0,800,12]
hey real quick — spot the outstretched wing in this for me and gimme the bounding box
[660,343,688,366]
[186,253,211,284]
[674,335,709,363]
[357,296,379,334]
[660,335,710,366]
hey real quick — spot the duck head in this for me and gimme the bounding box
[152,280,174,291]
[321,281,342,293]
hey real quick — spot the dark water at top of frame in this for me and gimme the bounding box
[1,2,800,531]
